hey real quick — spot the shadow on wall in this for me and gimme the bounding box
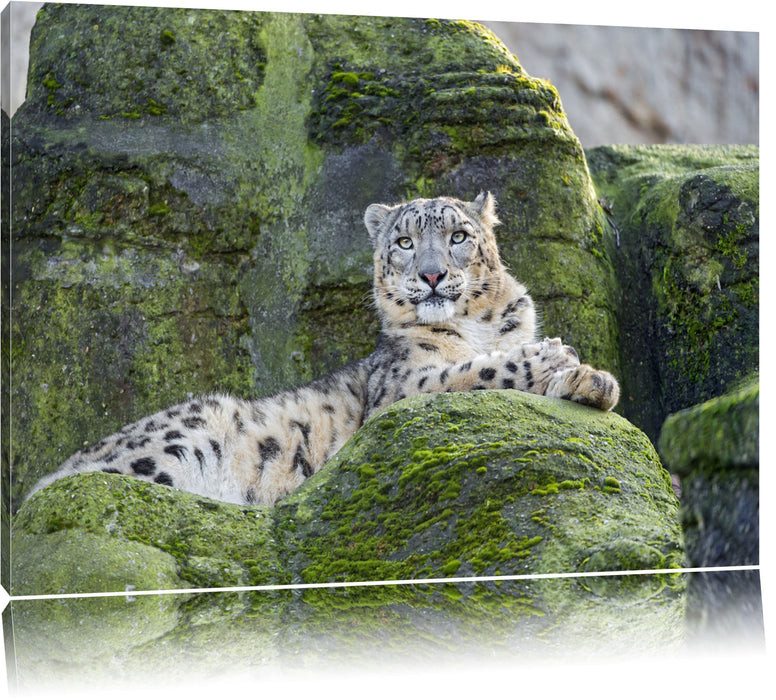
[2,4,759,147]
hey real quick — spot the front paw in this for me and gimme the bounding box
[547,364,620,411]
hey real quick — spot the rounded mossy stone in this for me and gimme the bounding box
[12,472,278,594]
[587,145,759,440]
[276,390,684,587]
[11,529,183,597]
[658,377,758,477]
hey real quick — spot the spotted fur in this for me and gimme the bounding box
[27,193,619,506]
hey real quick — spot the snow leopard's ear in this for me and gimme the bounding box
[364,203,396,246]
[469,191,500,229]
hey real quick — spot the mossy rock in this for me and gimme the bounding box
[658,376,758,477]
[587,145,759,441]
[8,390,685,686]
[276,390,684,584]
[13,389,683,596]
[9,6,618,505]
[658,377,759,568]
[12,471,280,593]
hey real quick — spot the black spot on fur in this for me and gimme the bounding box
[259,437,281,463]
[418,376,428,390]
[480,309,493,322]
[430,327,462,337]
[166,408,181,419]
[292,445,314,478]
[439,368,450,384]
[194,448,205,467]
[502,378,515,389]
[182,416,205,430]
[103,452,119,464]
[131,457,156,476]
[209,439,222,460]
[245,488,257,504]
[323,403,336,414]
[479,367,497,381]
[126,436,151,450]
[189,402,203,413]
[499,319,520,335]
[505,361,518,373]
[154,471,174,486]
[204,397,222,408]
[164,444,187,460]
[82,439,107,455]
[291,421,311,445]
[370,386,386,411]
[144,420,167,433]
[233,410,246,434]
[164,430,184,441]
[101,467,121,474]
[418,342,438,352]
[458,361,472,373]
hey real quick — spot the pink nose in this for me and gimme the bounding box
[423,272,440,288]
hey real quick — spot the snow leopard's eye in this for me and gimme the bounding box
[396,236,413,250]
[450,231,467,244]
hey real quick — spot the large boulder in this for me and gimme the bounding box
[8,6,618,505]
[12,390,683,594]
[8,390,685,689]
[587,145,758,441]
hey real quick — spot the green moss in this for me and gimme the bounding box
[147,202,169,215]
[28,6,266,122]
[658,377,758,477]
[159,29,176,46]
[441,558,462,575]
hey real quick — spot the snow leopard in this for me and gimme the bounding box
[26,193,619,506]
